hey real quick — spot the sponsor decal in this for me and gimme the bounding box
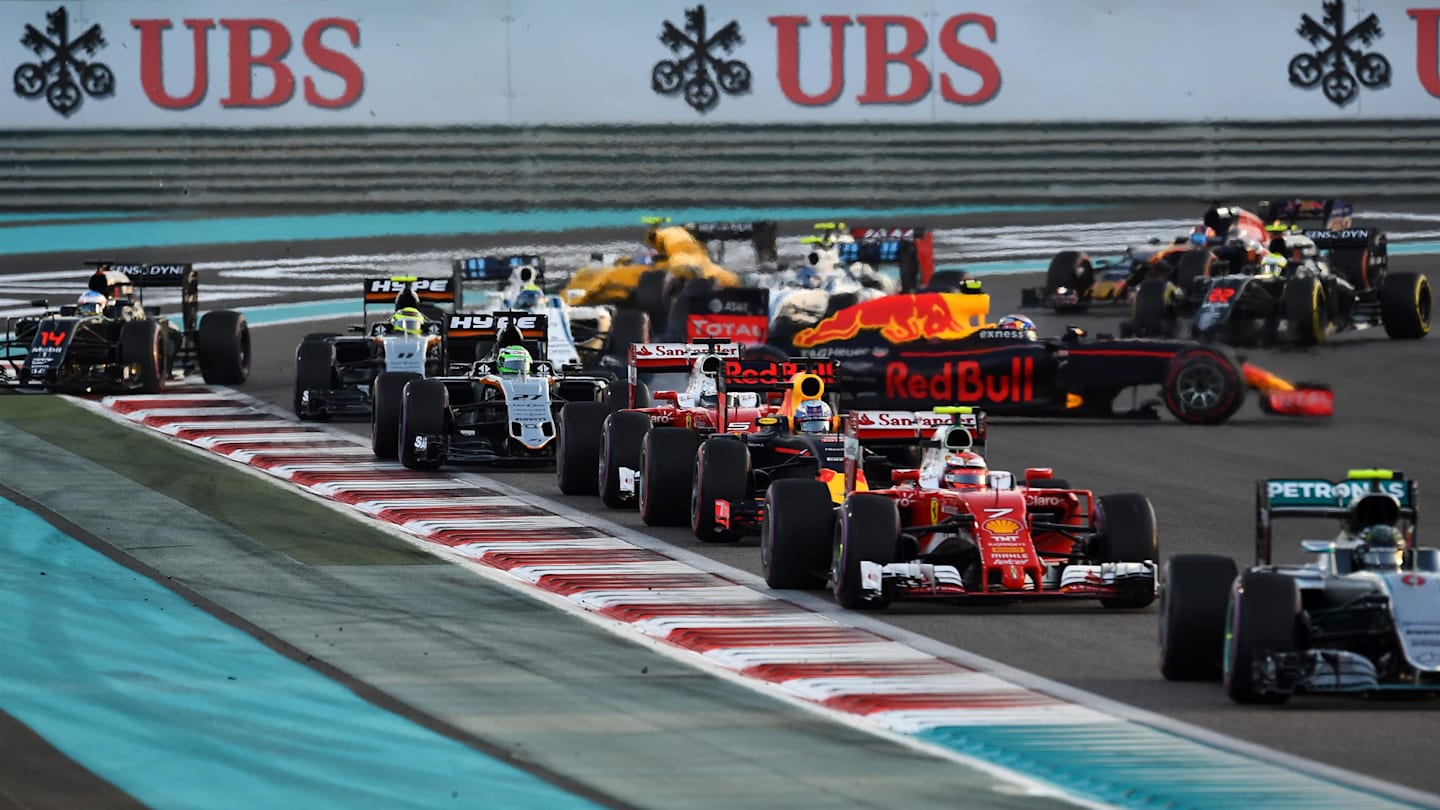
[369,278,451,294]
[632,342,742,360]
[929,498,940,524]
[1025,493,1067,508]
[38,330,67,347]
[1267,478,1409,507]
[687,314,767,344]
[976,329,1031,340]
[885,357,1035,404]
[723,358,837,387]
[1289,0,1390,107]
[1403,574,1427,586]
[850,410,950,429]
[448,313,541,331]
[653,5,751,113]
[793,293,983,347]
[14,6,114,117]
[982,518,1022,535]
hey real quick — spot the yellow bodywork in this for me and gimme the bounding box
[561,223,743,306]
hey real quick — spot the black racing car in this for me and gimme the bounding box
[776,286,1333,425]
[1,262,249,394]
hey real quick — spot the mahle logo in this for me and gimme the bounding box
[14,6,114,116]
[1289,0,1391,107]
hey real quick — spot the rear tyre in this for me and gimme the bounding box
[1171,250,1214,300]
[293,340,335,421]
[1161,345,1246,425]
[197,310,250,385]
[398,380,447,471]
[639,427,700,526]
[833,493,901,610]
[1045,250,1092,312]
[691,438,750,543]
[1224,571,1300,704]
[1131,278,1176,336]
[606,380,652,409]
[1160,554,1238,681]
[608,309,651,359]
[1093,493,1159,608]
[762,479,834,590]
[1282,276,1326,346]
[119,320,164,395]
[599,411,651,509]
[557,401,610,495]
[1380,271,1432,340]
[633,271,670,332]
[372,371,420,460]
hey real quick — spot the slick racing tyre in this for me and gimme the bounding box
[120,320,165,395]
[293,340,335,421]
[1044,250,1093,313]
[607,309,651,360]
[1161,345,1246,425]
[1224,571,1300,705]
[372,371,420,460]
[197,310,251,385]
[639,427,700,527]
[1171,250,1214,301]
[691,437,750,543]
[1160,554,1238,681]
[1282,276,1326,346]
[1131,278,1177,337]
[599,411,650,509]
[633,271,670,333]
[605,380,652,409]
[557,401,610,495]
[1380,271,1432,340]
[762,479,834,590]
[1093,493,1159,609]
[833,493,900,610]
[398,379,447,471]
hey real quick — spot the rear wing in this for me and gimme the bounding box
[684,287,769,346]
[1255,471,1418,565]
[446,311,549,364]
[1258,199,1352,228]
[454,255,545,283]
[683,221,779,264]
[843,407,987,492]
[841,226,935,291]
[86,261,199,332]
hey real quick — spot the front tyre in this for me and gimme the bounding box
[1223,571,1300,704]
[833,493,900,610]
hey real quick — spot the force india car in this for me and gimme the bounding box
[783,282,1334,425]
[372,312,615,470]
[1,262,249,394]
[1160,470,1440,704]
[294,275,460,420]
[1124,216,1430,346]
[455,254,651,368]
[760,407,1158,610]
[558,218,778,333]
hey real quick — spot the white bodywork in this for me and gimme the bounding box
[382,334,436,375]
[473,285,585,367]
[492,374,555,450]
[760,241,896,326]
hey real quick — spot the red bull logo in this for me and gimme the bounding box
[793,293,987,348]
[886,357,1034,403]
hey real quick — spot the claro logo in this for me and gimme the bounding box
[130,16,363,110]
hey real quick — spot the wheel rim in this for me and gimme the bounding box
[1175,364,1224,411]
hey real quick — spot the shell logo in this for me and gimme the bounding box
[982,518,1022,534]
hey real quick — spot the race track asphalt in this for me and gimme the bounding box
[6,204,1440,800]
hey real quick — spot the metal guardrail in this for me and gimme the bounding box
[4,121,1440,209]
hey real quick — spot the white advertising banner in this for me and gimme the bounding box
[3,0,1439,127]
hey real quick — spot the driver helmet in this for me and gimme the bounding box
[391,307,425,336]
[497,345,532,377]
[514,283,544,311]
[76,290,107,316]
[794,399,832,434]
[995,314,1036,337]
[1258,253,1287,277]
[943,451,988,490]
[1188,226,1214,247]
[697,376,718,408]
[795,265,822,289]
[1356,524,1406,570]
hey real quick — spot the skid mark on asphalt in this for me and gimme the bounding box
[81,387,1436,810]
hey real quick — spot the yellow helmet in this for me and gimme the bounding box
[391,307,424,335]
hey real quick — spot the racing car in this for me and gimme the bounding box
[781,282,1334,425]
[1124,210,1430,345]
[293,274,460,421]
[1,261,249,394]
[1159,470,1440,703]
[559,218,777,333]
[760,406,1158,610]
[374,312,616,470]
[455,254,650,368]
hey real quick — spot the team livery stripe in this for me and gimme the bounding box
[85,387,1435,810]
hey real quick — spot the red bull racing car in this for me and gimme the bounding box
[780,284,1333,425]
[760,407,1159,610]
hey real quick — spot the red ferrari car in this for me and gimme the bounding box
[760,407,1159,610]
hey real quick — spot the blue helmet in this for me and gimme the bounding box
[77,290,106,316]
[794,399,833,434]
[996,314,1035,334]
[514,285,543,311]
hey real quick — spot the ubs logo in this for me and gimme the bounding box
[14,6,114,116]
[1288,0,1391,107]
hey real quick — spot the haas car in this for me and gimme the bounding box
[294,274,460,420]
[1124,201,1430,345]
[1,262,249,394]
[784,281,1333,425]
[1161,470,1440,704]
[372,312,615,470]
[760,407,1159,610]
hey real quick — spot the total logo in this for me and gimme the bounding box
[687,316,766,342]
